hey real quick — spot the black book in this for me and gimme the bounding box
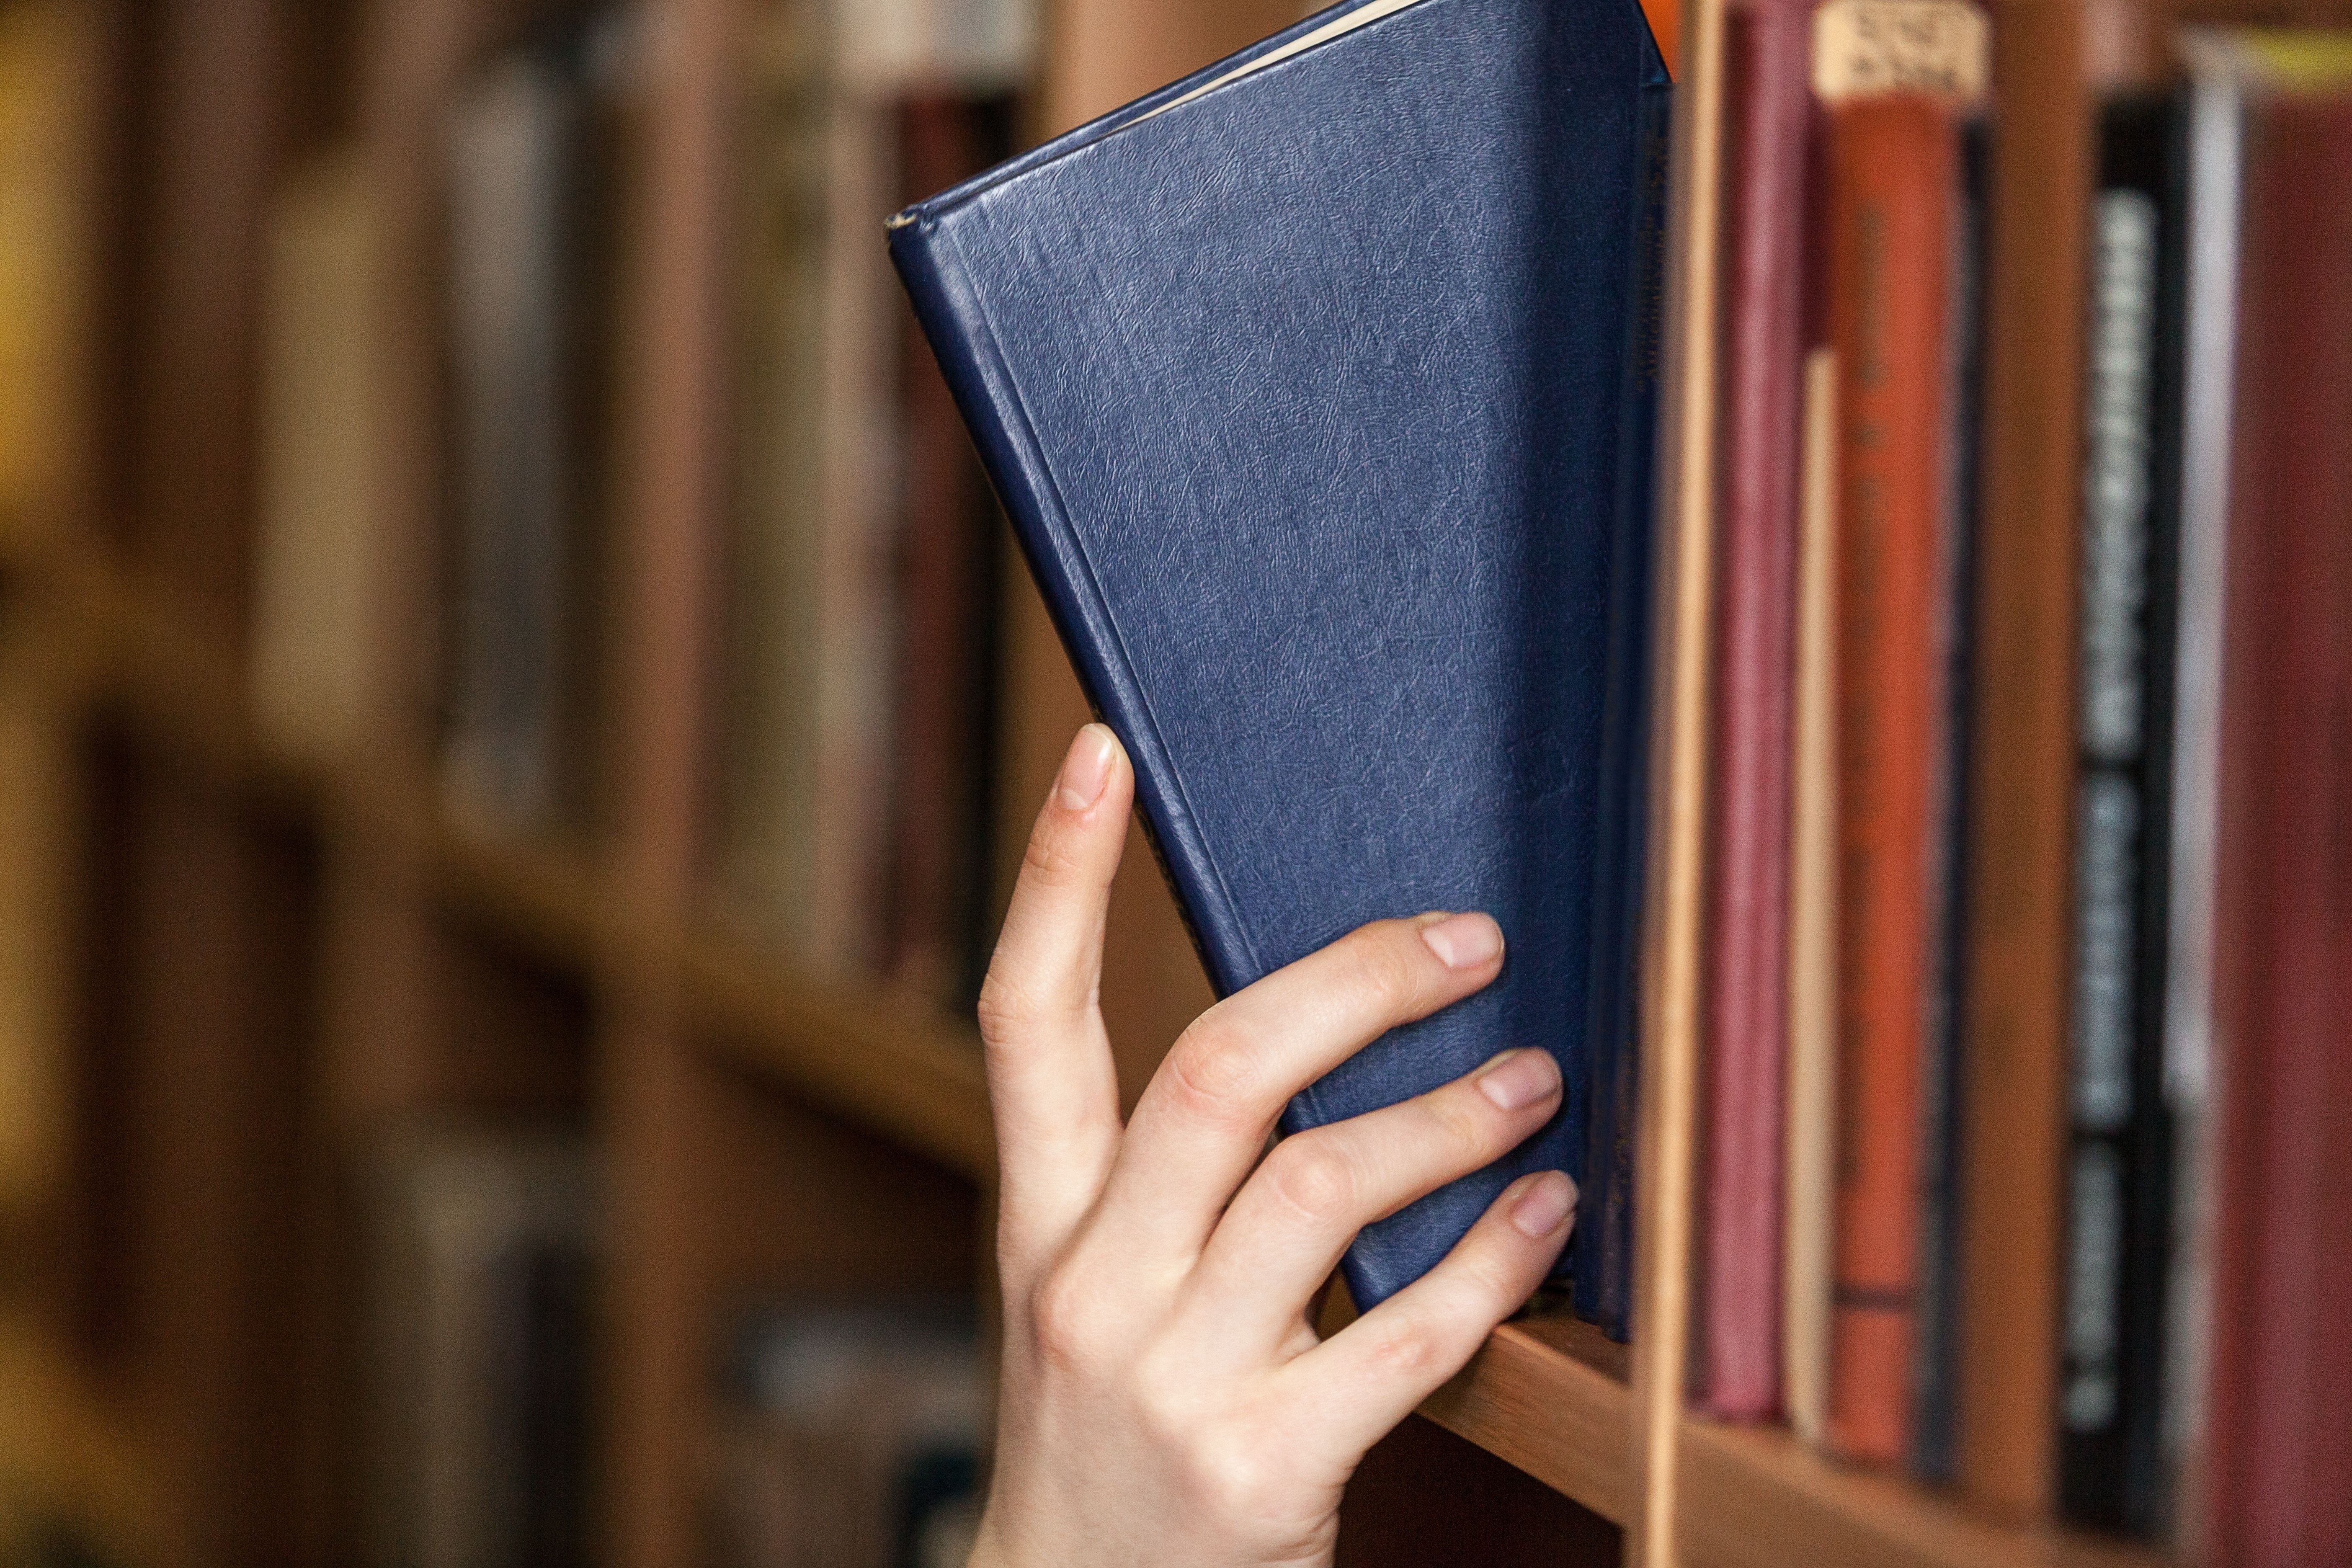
[1911,115,1989,1487]
[2055,90,2187,1537]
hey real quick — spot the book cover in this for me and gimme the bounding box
[251,150,379,768]
[1694,0,1812,1420]
[2156,35,2248,1549]
[359,1130,598,1568]
[2191,35,2352,1566]
[441,18,632,841]
[2055,89,2185,1538]
[1953,0,2092,1516]
[711,1305,984,1568]
[892,0,1670,1305]
[1910,109,1985,1487]
[1575,60,1674,1345]
[1820,69,1967,1466]
[1782,332,1839,1447]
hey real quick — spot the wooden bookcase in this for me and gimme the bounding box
[5,0,2197,1564]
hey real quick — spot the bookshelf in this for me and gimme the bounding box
[9,0,2315,1563]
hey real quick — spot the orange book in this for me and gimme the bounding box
[1823,89,1960,1466]
[1954,0,2091,1517]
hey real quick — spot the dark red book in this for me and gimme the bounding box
[1694,0,1811,1424]
[1823,89,1961,1468]
[2197,70,2352,1568]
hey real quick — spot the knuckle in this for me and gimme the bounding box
[1263,1137,1359,1227]
[1184,1426,1288,1525]
[1347,927,1425,1015]
[1424,1086,1502,1165]
[973,971,1029,1052]
[1361,1316,1448,1380]
[1162,1017,1265,1127]
[1027,1264,1106,1375]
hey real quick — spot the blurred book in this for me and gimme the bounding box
[250,147,381,768]
[0,0,88,554]
[0,0,84,1230]
[358,1128,597,1568]
[713,0,1033,987]
[441,13,641,840]
[707,1303,984,1568]
[0,680,68,1228]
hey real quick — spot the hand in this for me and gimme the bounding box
[968,724,1577,1568]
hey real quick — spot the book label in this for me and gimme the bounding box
[1812,0,1987,105]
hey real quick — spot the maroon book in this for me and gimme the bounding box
[1694,0,1811,1423]
[2199,85,2352,1568]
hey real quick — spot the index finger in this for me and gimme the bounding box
[977,725,1132,1278]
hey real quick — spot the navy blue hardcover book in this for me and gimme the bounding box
[888,0,1670,1308]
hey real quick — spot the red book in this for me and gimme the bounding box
[1823,90,1959,1467]
[1694,0,1812,1423]
[2198,79,2352,1568]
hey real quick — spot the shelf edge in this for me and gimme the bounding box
[1417,1317,1635,1526]
[1676,1418,2166,1568]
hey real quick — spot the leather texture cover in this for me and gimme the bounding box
[890,0,1669,1306]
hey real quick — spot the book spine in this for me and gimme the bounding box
[2195,84,2352,1568]
[1824,90,1958,1467]
[2156,47,2245,1550]
[2055,92,2185,1539]
[1782,329,1839,1446]
[443,54,582,836]
[1576,75,1674,1343]
[1952,0,2092,1516]
[889,214,1264,1003]
[1910,112,1986,1488]
[1695,0,1810,1420]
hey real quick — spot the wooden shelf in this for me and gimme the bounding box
[1675,1419,2164,1568]
[32,538,2184,1568]
[1421,1312,1634,1526]
[26,542,995,1179]
[681,934,995,1183]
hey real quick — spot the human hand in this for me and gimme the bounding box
[968,724,1577,1568]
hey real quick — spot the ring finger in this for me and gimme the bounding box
[1177,1047,1563,1354]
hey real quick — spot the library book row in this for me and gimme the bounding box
[356,1125,982,1568]
[1662,0,2349,1559]
[250,0,1036,1018]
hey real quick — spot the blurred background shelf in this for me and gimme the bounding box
[0,0,2293,1562]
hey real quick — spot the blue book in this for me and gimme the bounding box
[889,0,1670,1309]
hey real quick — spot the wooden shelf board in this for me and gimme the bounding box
[410,806,604,975]
[1418,1311,1634,1526]
[1676,1418,2164,1568]
[680,934,996,1184]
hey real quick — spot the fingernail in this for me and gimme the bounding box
[1420,911,1503,970]
[1056,724,1117,811]
[1510,1172,1576,1239]
[1478,1048,1560,1112]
